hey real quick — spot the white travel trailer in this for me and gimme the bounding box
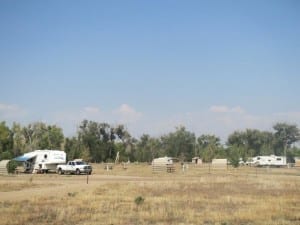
[250,155,287,167]
[14,150,66,173]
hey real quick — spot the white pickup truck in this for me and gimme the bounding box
[56,160,92,175]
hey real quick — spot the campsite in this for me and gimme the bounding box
[1,163,300,225]
[1,1,300,224]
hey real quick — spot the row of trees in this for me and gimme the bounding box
[0,120,299,164]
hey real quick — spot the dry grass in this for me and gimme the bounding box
[0,164,299,225]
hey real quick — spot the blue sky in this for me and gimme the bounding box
[0,0,299,141]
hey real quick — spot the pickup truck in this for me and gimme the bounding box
[57,160,92,175]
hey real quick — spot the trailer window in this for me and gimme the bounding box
[276,158,281,161]
[44,154,47,159]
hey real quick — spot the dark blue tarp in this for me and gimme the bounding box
[14,155,36,162]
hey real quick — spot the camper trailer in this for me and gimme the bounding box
[14,150,66,173]
[250,155,287,167]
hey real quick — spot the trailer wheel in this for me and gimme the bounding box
[76,169,80,175]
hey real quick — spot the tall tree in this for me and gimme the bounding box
[64,137,85,161]
[197,134,222,160]
[135,134,162,162]
[21,122,64,151]
[227,129,274,157]
[77,120,132,162]
[11,122,26,156]
[161,126,195,161]
[0,121,13,158]
[273,123,300,156]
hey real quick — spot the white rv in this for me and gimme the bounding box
[250,155,287,167]
[14,150,66,173]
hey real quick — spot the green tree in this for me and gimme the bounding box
[47,125,64,149]
[135,134,162,162]
[273,123,300,156]
[12,122,26,156]
[227,129,274,157]
[0,121,13,157]
[197,134,223,161]
[161,126,195,161]
[77,120,132,162]
[227,145,242,168]
[22,122,64,151]
[64,137,83,161]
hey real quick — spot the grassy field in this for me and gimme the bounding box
[0,163,300,225]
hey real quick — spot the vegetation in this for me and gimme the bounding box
[0,120,299,163]
[6,160,18,174]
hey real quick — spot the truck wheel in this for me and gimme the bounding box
[76,169,80,175]
[58,168,63,175]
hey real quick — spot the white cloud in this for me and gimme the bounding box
[3,101,300,142]
[210,105,230,113]
[138,108,300,142]
[231,106,245,114]
[47,104,143,136]
[83,106,100,113]
[210,105,245,114]
[114,104,142,123]
[0,103,27,120]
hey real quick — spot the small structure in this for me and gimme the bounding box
[212,158,228,166]
[0,160,10,175]
[192,157,202,165]
[14,150,66,173]
[152,156,175,173]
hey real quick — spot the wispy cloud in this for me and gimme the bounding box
[113,104,142,123]
[1,102,300,142]
[210,105,245,114]
[46,104,143,136]
[83,106,100,113]
[0,103,27,120]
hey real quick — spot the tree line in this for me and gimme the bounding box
[0,120,299,164]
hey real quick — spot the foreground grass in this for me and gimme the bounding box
[0,165,300,225]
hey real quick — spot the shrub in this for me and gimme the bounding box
[6,160,18,174]
[227,146,241,168]
[134,196,145,206]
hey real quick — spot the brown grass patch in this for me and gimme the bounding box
[0,164,299,225]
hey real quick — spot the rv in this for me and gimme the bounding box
[14,150,66,173]
[250,155,287,167]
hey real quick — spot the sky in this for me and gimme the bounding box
[0,0,299,141]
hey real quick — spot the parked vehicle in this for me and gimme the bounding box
[249,155,287,167]
[57,159,92,175]
[14,150,66,173]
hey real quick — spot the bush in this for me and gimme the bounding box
[134,196,145,206]
[6,160,18,174]
[227,146,241,168]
